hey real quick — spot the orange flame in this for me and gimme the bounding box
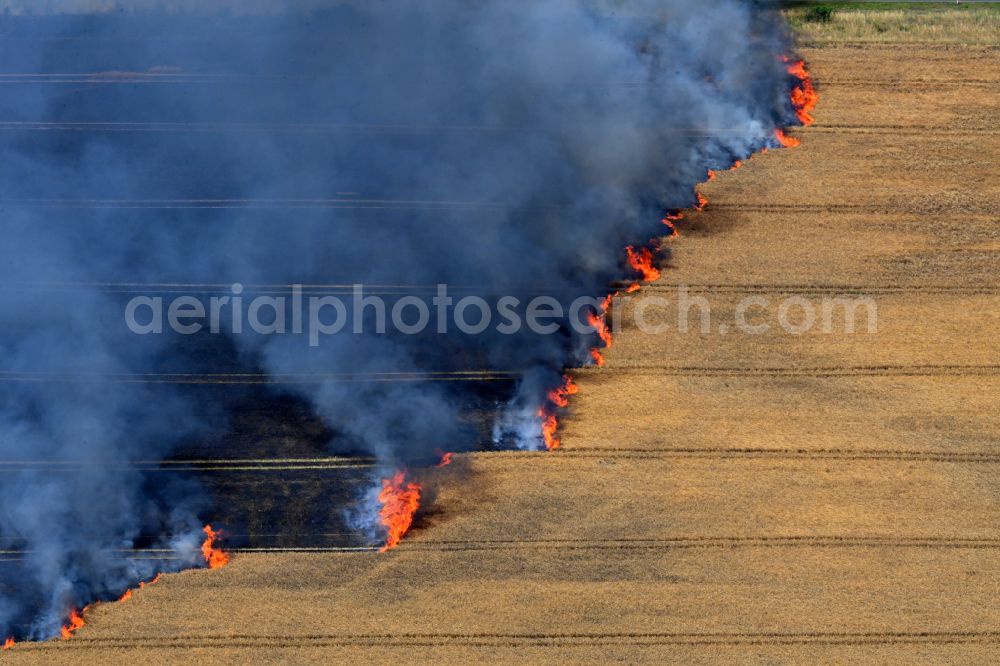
[201,525,230,569]
[706,169,717,181]
[58,571,167,641]
[436,451,454,467]
[537,409,560,451]
[536,375,578,451]
[625,245,661,283]
[60,608,86,640]
[3,637,14,651]
[774,128,800,148]
[118,573,162,602]
[546,375,579,408]
[695,192,708,210]
[785,58,818,126]
[731,160,743,170]
[585,294,614,366]
[625,282,641,293]
[589,349,605,367]
[586,296,613,346]
[378,471,421,552]
[661,211,682,236]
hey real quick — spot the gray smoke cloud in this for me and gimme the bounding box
[0,0,801,641]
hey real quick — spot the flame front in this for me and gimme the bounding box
[774,128,800,148]
[51,566,169,643]
[547,375,579,408]
[586,294,614,366]
[662,211,683,236]
[60,608,86,640]
[201,524,230,569]
[785,58,818,126]
[625,245,662,283]
[589,348,606,367]
[119,573,162,602]
[378,471,421,552]
[2,637,14,651]
[537,375,578,450]
[592,295,613,348]
[538,410,560,451]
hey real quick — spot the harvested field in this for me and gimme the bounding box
[6,20,1000,666]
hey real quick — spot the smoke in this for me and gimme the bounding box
[0,0,800,641]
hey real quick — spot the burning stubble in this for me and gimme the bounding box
[0,0,813,641]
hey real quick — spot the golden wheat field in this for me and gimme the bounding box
[6,12,1000,666]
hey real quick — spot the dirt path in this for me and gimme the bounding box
[9,44,1000,665]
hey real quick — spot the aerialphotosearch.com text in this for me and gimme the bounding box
[125,283,877,346]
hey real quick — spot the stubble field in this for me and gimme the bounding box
[6,15,1000,666]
